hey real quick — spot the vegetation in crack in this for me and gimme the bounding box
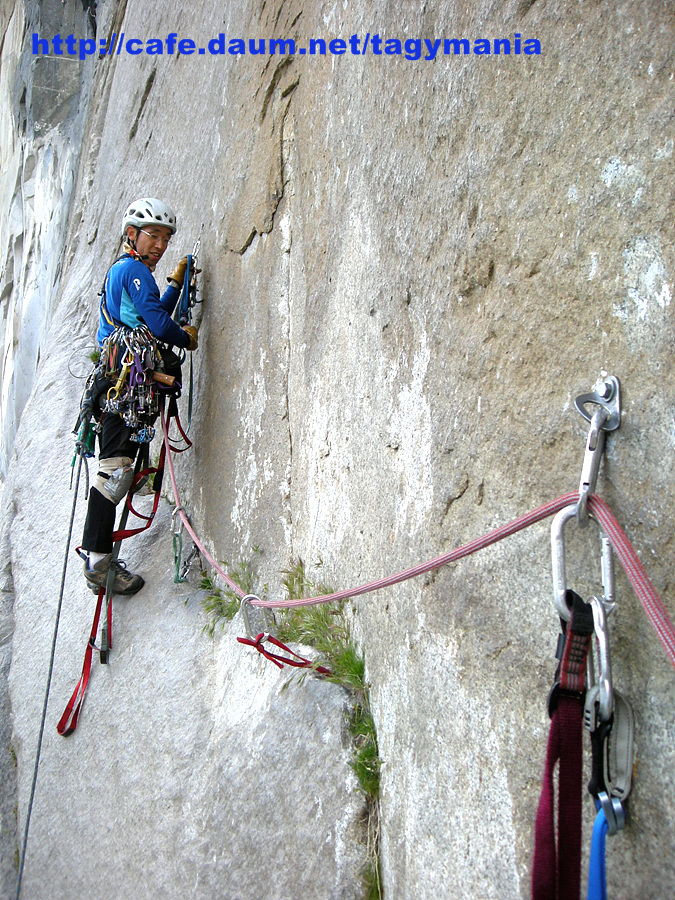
[200,554,383,898]
[199,550,264,636]
[275,559,383,900]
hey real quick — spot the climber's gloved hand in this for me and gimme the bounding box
[168,257,188,286]
[168,257,202,287]
[182,325,198,351]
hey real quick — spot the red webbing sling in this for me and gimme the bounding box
[532,591,595,900]
[58,402,190,735]
[237,632,332,674]
[57,585,107,736]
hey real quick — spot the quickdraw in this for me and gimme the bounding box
[172,506,201,583]
[584,597,635,900]
[237,596,331,674]
[174,238,201,431]
[533,377,636,900]
[534,590,595,900]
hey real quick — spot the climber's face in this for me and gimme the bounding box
[127,224,172,269]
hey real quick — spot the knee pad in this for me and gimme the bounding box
[93,456,134,504]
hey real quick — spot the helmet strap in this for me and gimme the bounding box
[125,228,150,262]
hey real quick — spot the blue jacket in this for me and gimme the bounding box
[96,254,190,349]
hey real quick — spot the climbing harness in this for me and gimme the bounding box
[99,323,174,443]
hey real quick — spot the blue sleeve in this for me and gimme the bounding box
[160,282,181,315]
[121,263,190,348]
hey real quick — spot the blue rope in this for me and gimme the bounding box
[587,806,608,900]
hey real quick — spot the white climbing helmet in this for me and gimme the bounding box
[122,197,177,236]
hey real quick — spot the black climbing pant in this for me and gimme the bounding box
[81,351,181,553]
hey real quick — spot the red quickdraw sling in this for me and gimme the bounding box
[56,585,107,736]
[237,632,332,675]
[532,590,595,900]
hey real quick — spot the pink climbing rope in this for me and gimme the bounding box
[161,412,675,670]
[162,407,246,599]
[589,495,675,668]
[251,493,581,608]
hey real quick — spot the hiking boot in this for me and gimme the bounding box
[83,553,145,596]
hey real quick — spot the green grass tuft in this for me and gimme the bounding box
[200,558,259,635]
[200,555,383,898]
[276,559,381,798]
[276,559,383,898]
[349,701,381,798]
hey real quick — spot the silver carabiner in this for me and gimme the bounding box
[576,407,608,527]
[574,377,621,527]
[587,595,614,723]
[551,503,615,622]
[240,594,275,639]
[240,594,261,639]
[171,505,184,537]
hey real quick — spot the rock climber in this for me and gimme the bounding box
[80,197,198,595]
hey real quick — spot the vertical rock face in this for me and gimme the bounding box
[0,0,93,481]
[1,1,674,898]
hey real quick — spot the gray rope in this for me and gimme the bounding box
[15,452,86,899]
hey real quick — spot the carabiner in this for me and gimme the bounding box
[587,595,614,723]
[171,505,184,537]
[574,376,621,527]
[240,594,261,639]
[576,407,608,527]
[551,504,615,622]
